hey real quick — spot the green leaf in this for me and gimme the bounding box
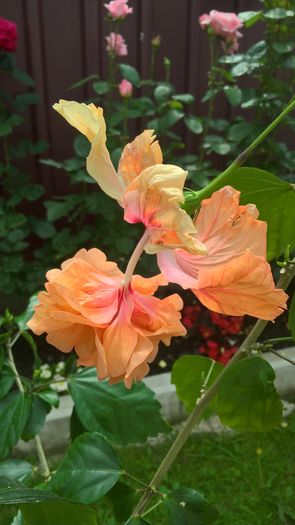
[264,8,294,19]
[10,510,23,525]
[284,55,295,69]
[238,10,262,27]
[45,198,79,222]
[13,93,39,112]
[227,122,255,142]
[33,220,56,239]
[0,121,12,137]
[26,184,44,201]
[38,390,59,409]
[200,167,295,260]
[223,86,242,106]
[108,482,138,522]
[0,460,32,483]
[273,42,295,54]
[16,294,39,331]
[288,292,295,341]
[0,365,15,399]
[184,116,203,134]
[119,64,140,87]
[201,89,218,102]
[124,519,151,525]
[20,500,98,525]
[0,393,31,459]
[216,356,282,432]
[69,368,169,445]
[93,81,109,95]
[0,488,59,504]
[172,93,194,105]
[21,395,49,441]
[159,109,184,130]
[40,158,63,169]
[203,135,230,155]
[231,62,249,77]
[171,356,223,412]
[11,68,34,86]
[74,135,90,158]
[154,84,173,103]
[68,74,99,90]
[47,432,122,503]
[165,488,218,525]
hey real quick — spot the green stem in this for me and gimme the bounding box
[141,499,163,518]
[198,37,218,166]
[195,96,295,202]
[150,47,156,81]
[122,98,129,142]
[131,262,295,517]
[6,338,51,479]
[263,336,294,345]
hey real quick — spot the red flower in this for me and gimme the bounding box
[0,17,17,52]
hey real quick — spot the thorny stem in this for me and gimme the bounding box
[123,230,150,287]
[6,339,51,479]
[194,96,295,202]
[131,262,295,517]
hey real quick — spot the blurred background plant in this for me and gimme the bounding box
[1,0,295,304]
[196,0,295,184]
[0,17,50,299]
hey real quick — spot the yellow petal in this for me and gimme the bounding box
[118,129,163,186]
[123,164,207,255]
[53,99,124,201]
[53,99,102,142]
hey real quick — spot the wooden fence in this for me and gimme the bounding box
[0,0,261,195]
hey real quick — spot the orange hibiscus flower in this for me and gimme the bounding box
[28,248,185,387]
[157,186,287,320]
[53,100,207,256]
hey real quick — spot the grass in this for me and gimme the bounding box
[1,410,295,524]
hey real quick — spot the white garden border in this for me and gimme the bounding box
[15,348,295,455]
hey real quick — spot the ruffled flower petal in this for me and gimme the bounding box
[157,186,286,321]
[118,130,163,187]
[53,100,123,200]
[123,164,207,255]
[194,251,287,320]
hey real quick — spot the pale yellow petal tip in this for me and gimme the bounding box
[52,99,67,112]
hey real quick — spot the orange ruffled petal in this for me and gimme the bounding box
[194,251,287,320]
[123,164,207,255]
[118,129,163,187]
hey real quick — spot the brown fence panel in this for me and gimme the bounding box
[0,0,262,195]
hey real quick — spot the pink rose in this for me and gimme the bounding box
[118,79,133,98]
[105,0,133,19]
[199,10,243,54]
[199,14,211,30]
[106,32,128,56]
[0,17,18,52]
[209,11,243,39]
